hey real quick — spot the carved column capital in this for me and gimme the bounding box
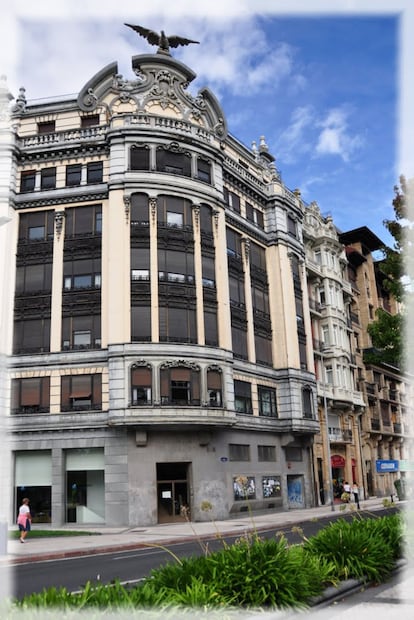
[54,211,65,239]
[123,195,131,223]
[149,197,158,224]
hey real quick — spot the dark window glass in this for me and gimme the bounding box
[38,121,55,134]
[256,210,264,229]
[159,306,197,343]
[160,366,200,406]
[252,285,270,314]
[131,366,152,405]
[231,325,248,360]
[13,318,50,354]
[204,308,218,346]
[224,188,240,213]
[130,193,149,225]
[11,377,50,414]
[131,306,151,342]
[157,195,192,229]
[258,445,276,461]
[229,275,245,305]
[234,380,252,414]
[61,374,102,411]
[226,227,242,258]
[287,215,297,237]
[16,263,52,293]
[197,158,211,183]
[87,161,103,184]
[246,203,254,222]
[229,444,250,461]
[250,242,266,271]
[255,334,273,366]
[157,149,191,176]
[66,164,82,187]
[158,248,194,284]
[81,115,100,128]
[20,170,36,193]
[61,315,101,350]
[65,205,102,237]
[285,447,302,461]
[200,204,213,234]
[131,247,150,280]
[258,386,277,417]
[302,388,313,419]
[63,258,101,290]
[40,168,56,190]
[130,146,150,170]
[202,255,215,288]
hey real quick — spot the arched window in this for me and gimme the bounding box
[131,364,152,405]
[302,386,314,419]
[160,363,200,406]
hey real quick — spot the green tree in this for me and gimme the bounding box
[366,176,411,369]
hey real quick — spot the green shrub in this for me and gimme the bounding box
[303,516,397,582]
[14,513,404,611]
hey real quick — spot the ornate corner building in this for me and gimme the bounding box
[4,50,322,527]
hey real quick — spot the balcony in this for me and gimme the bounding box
[19,125,108,149]
[328,429,353,443]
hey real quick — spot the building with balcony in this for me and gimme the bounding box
[303,202,365,504]
[339,226,413,498]
[4,47,320,527]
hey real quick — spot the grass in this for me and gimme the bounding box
[9,529,101,540]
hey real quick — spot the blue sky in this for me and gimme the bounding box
[2,1,412,249]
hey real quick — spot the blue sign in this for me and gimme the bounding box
[376,459,399,473]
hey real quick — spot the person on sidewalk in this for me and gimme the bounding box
[352,482,361,509]
[17,498,32,543]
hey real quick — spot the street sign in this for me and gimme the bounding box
[376,459,399,473]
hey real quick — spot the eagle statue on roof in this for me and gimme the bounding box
[124,23,199,55]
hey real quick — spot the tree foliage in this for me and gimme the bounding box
[366,176,412,369]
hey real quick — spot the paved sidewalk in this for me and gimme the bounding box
[2,496,397,565]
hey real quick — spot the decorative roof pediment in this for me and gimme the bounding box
[77,54,227,140]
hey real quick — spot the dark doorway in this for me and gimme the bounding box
[157,462,190,523]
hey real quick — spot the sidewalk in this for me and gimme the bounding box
[2,496,397,565]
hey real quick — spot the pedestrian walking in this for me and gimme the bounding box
[17,498,32,543]
[352,482,361,509]
[341,481,351,503]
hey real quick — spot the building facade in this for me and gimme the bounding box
[6,50,320,527]
[303,203,365,505]
[339,227,413,499]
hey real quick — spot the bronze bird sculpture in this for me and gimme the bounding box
[125,24,199,55]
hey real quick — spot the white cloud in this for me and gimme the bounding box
[275,105,315,163]
[315,107,364,162]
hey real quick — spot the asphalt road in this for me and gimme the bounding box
[8,507,400,601]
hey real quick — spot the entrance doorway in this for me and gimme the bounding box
[157,462,190,523]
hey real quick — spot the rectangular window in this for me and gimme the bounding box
[61,315,101,350]
[229,444,250,461]
[87,161,103,184]
[131,306,151,342]
[258,386,277,417]
[130,146,150,170]
[233,476,256,500]
[131,366,152,405]
[12,377,50,414]
[81,115,100,128]
[258,445,276,462]
[20,170,36,193]
[197,158,211,183]
[65,205,102,237]
[224,188,241,213]
[285,447,303,462]
[13,318,50,354]
[61,374,102,412]
[16,263,52,294]
[66,164,82,187]
[231,324,248,360]
[157,150,191,176]
[234,380,252,414]
[38,121,55,134]
[40,167,56,190]
[262,476,281,498]
[63,258,101,290]
[226,227,242,258]
[287,215,297,237]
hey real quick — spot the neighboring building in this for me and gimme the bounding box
[303,203,365,505]
[339,227,413,498]
[6,47,320,527]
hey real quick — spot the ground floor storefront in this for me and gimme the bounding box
[10,427,317,527]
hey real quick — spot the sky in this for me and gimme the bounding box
[2,0,414,249]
